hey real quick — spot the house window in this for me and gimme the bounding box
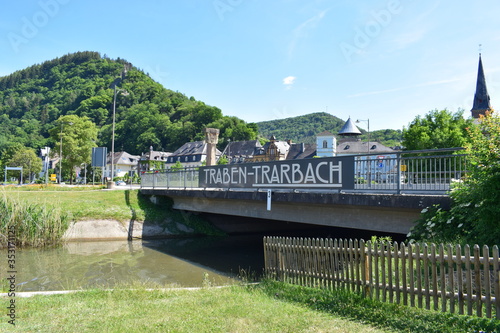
[323,140,328,148]
[192,156,196,161]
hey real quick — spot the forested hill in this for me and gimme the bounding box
[257,112,345,144]
[256,112,402,146]
[0,51,257,155]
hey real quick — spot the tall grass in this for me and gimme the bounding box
[0,194,70,248]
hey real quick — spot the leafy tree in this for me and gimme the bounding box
[256,112,345,144]
[368,129,402,147]
[402,109,474,150]
[170,160,183,170]
[7,146,42,183]
[217,155,228,165]
[407,111,500,246]
[49,115,98,184]
[0,51,260,160]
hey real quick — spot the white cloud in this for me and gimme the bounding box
[283,76,296,89]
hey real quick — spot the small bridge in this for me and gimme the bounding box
[140,149,465,235]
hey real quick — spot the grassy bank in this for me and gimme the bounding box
[1,283,387,333]
[0,187,223,247]
[2,281,498,332]
[0,194,70,247]
[261,281,500,333]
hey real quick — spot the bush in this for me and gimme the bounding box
[0,195,70,247]
[408,111,500,246]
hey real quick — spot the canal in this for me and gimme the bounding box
[3,224,405,292]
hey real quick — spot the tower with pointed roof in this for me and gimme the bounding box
[471,53,492,119]
[338,117,362,142]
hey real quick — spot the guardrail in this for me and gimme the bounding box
[354,148,467,193]
[141,148,467,194]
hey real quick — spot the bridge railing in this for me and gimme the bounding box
[141,167,199,189]
[141,148,467,194]
[354,148,467,193]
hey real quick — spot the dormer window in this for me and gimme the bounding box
[344,145,350,150]
[371,145,377,150]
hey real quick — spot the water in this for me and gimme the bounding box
[3,236,265,292]
[2,225,404,292]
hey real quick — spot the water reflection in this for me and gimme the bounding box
[4,225,401,292]
[7,237,264,292]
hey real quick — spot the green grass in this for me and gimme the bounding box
[0,187,224,248]
[260,280,500,333]
[2,281,498,332]
[1,187,149,222]
[0,194,70,247]
[0,284,388,333]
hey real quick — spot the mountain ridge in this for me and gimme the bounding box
[256,112,402,147]
[0,51,257,156]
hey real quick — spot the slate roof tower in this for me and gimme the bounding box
[471,53,492,119]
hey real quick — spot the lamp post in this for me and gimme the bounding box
[356,119,370,153]
[111,85,128,182]
[356,118,371,186]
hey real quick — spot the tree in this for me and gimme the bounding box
[7,146,42,183]
[170,160,183,171]
[217,155,228,165]
[49,115,98,184]
[402,109,474,150]
[408,111,500,246]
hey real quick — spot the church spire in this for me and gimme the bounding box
[471,53,492,118]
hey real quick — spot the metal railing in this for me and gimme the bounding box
[141,167,199,189]
[141,148,467,194]
[354,148,467,193]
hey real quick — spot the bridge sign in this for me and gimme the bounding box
[199,156,355,189]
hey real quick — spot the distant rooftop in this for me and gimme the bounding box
[338,118,362,136]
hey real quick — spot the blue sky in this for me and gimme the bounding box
[1,1,500,132]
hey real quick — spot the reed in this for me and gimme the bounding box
[0,194,70,248]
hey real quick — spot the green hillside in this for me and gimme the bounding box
[0,51,257,156]
[256,112,345,144]
[256,112,402,146]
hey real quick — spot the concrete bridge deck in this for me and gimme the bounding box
[141,187,451,235]
[140,150,462,235]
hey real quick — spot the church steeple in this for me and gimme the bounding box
[471,53,492,119]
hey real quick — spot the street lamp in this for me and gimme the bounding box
[356,119,370,153]
[58,121,73,184]
[111,85,128,182]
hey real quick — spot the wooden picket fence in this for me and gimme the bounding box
[263,237,500,319]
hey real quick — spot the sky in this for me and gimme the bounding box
[1,0,500,132]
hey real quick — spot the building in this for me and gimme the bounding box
[285,141,316,160]
[221,140,263,164]
[107,151,141,178]
[165,141,221,168]
[245,136,291,162]
[335,117,396,155]
[139,147,172,172]
[471,53,492,119]
[315,131,337,157]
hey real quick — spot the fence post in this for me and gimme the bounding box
[397,152,402,194]
[494,246,500,319]
[362,240,371,297]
